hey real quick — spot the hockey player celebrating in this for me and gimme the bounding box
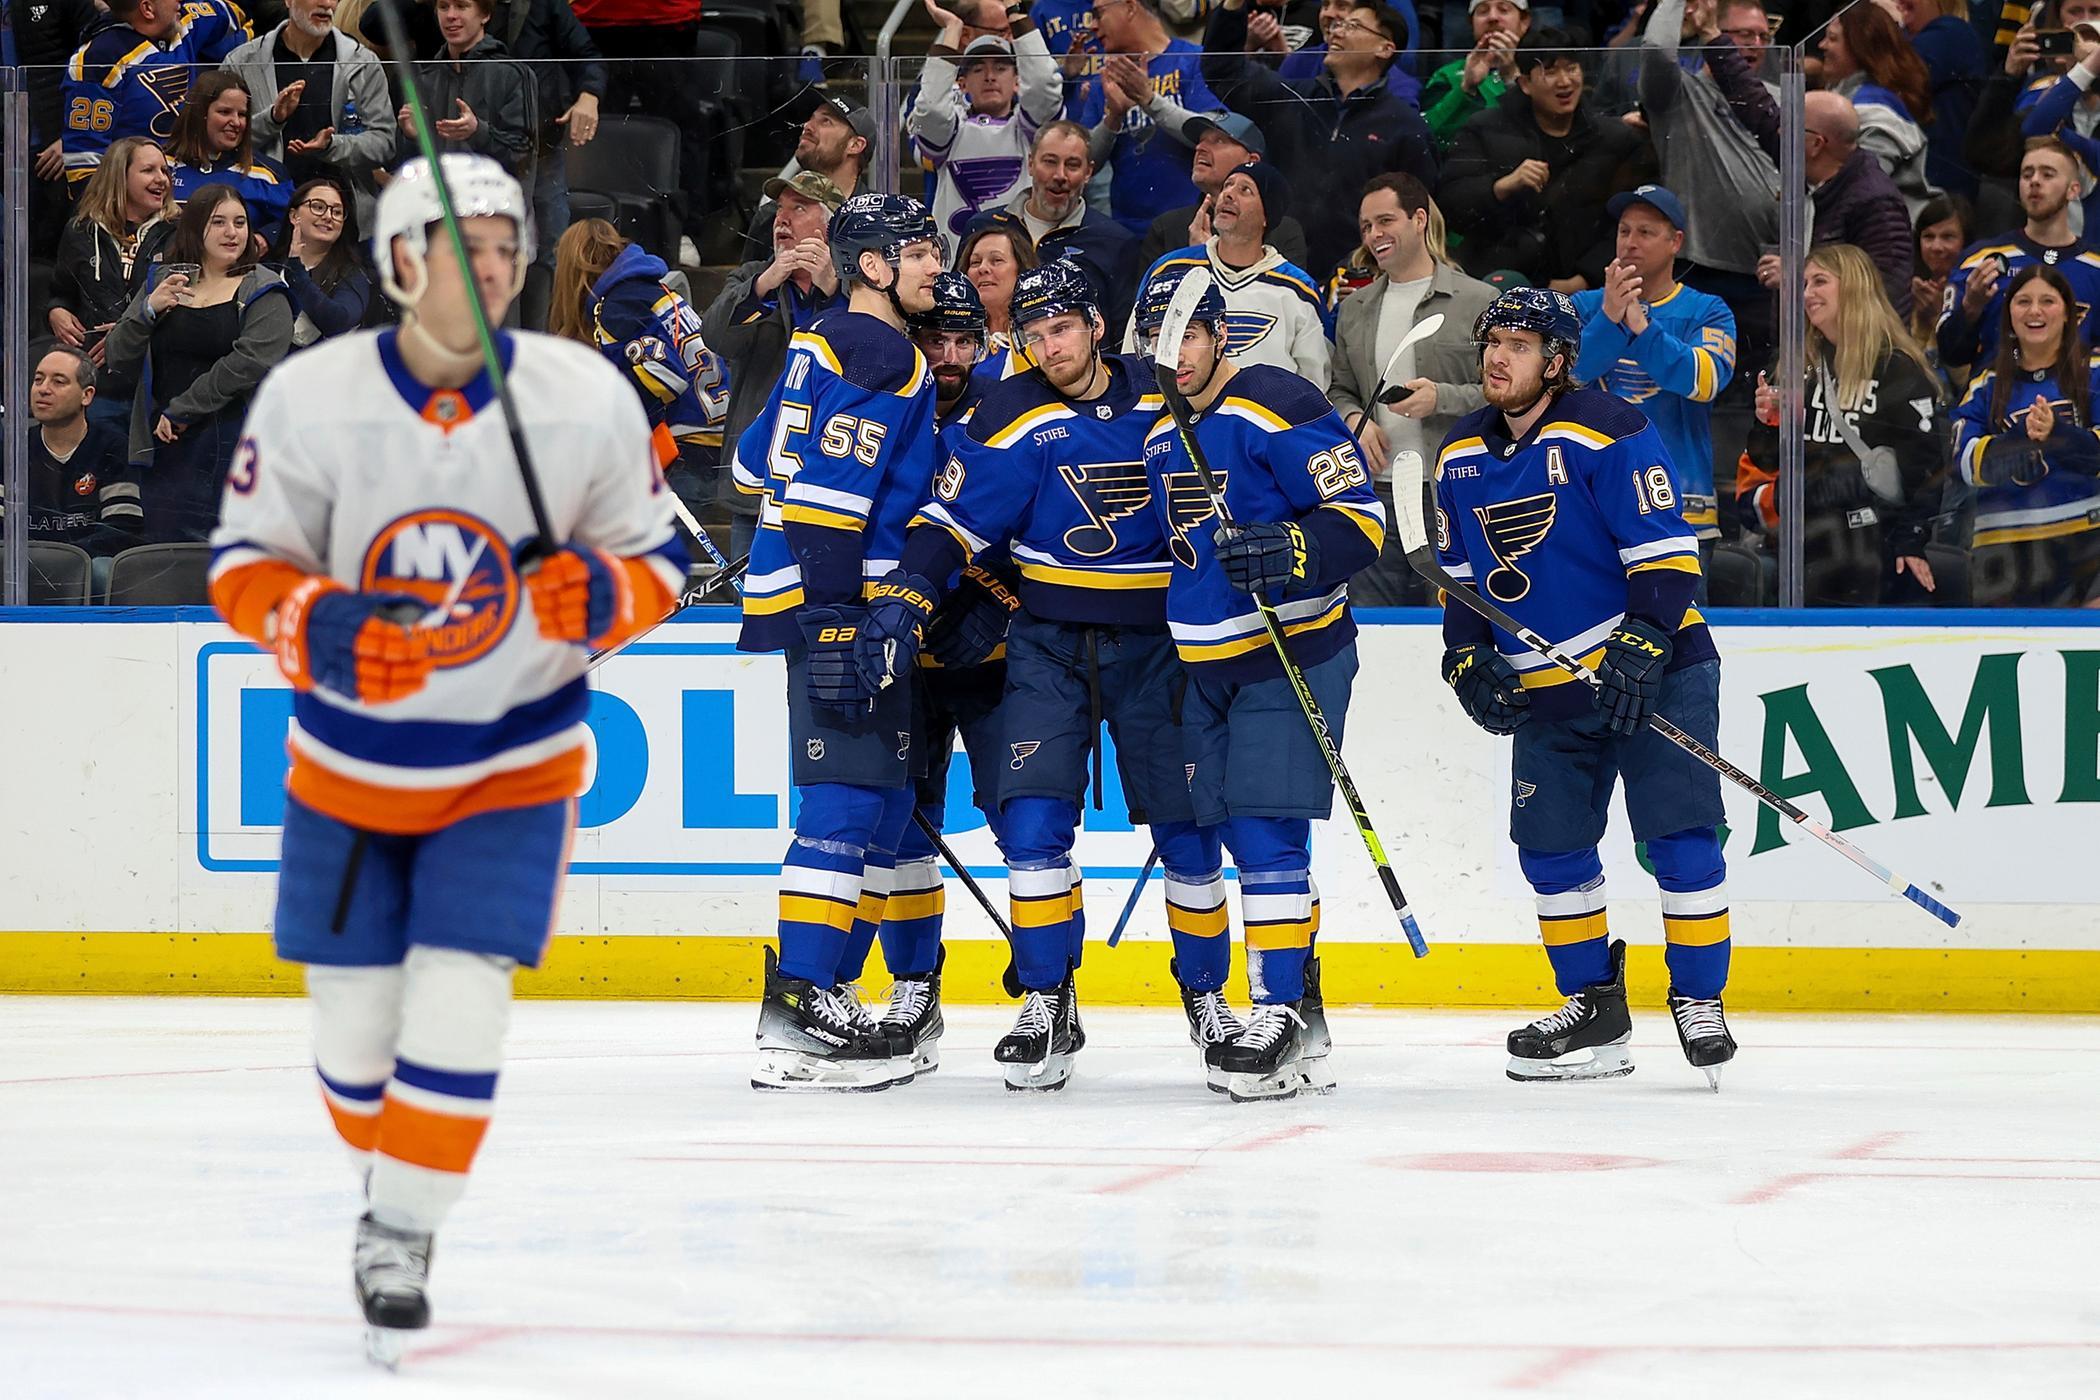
[208,154,688,1360]
[733,192,946,1093]
[1136,268,1385,1101]
[1427,287,1736,1087]
[879,258,1210,1092]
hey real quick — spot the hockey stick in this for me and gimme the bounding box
[583,551,748,671]
[668,492,740,583]
[1392,449,1962,929]
[1153,269,1430,958]
[1362,311,1446,419]
[368,0,558,555]
[1104,844,1159,948]
[908,810,1024,997]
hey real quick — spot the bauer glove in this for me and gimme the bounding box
[1443,642,1530,735]
[926,563,1020,668]
[855,570,939,693]
[1594,616,1674,736]
[526,546,629,648]
[799,605,876,710]
[1215,519,1320,597]
[273,577,434,704]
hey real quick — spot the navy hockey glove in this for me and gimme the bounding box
[926,563,1021,668]
[798,605,875,710]
[274,577,434,704]
[1443,643,1530,735]
[1215,520,1320,596]
[855,570,940,693]
[1594,616,1674,736]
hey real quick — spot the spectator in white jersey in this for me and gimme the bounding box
[910,0,1063,253]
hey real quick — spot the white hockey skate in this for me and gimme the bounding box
[354,1212,432,1371]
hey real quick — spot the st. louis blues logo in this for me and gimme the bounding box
[1010,741,1041,769]
[1058,459,1152,558]
[139,67,195,142]
[1219,311,1280,357]
[1161,469,1222,569]
[942,157,1027,235]
[361,509,517,667]
[1515,779,1537,808]
[1473,492,1558,602]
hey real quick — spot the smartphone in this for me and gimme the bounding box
[2037,28,2076,56]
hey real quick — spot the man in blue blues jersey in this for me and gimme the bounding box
[874,258,1208,1092]
[1135,268,1385,1101]
[1432,287,1739,1086]
[731,193,945,1094]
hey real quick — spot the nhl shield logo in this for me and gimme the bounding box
[807,739,826,761]
[1095,404,1113,419]
[1010,741,1041,770]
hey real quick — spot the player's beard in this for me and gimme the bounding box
[931,364,968,401]
[1039,347,1098,396]
[1482,360,1548,414]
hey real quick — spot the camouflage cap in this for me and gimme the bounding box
[764,170,848,211]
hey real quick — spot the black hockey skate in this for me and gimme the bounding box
[1668,988,1738,1092]
[752,946,900,1092]
[995,974,1083,1091]
[1298,953,1337,1093]
[880,947,946,1075]
[1507,938,1634,1082]
[836,976,916,1081]
[1217,1002,1318,1102]
[1174,957,1243,1093]
[354,1211,432,1370]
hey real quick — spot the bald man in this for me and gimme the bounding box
[1798,89,1915,317]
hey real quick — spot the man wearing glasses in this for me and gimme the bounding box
[224,0,398,230]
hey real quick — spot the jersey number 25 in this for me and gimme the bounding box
[1309,443,1368,499]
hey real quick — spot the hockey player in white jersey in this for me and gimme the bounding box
[209,154,687,1364]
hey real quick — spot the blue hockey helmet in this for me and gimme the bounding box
[1473,286,1583,368]
[829,192,940,287]
[1009,258,1102,332]
[908,271,989,337]
[1133,266,1226,351]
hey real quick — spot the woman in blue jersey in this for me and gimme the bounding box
[1951,264,2100,606]
[166,73,294,247]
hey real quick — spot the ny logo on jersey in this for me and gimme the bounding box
[362,510,517,667]
[1219,311,1280,358]
[1473,492,1558,603]
[1058,458,1152,558]
[1160,469,1223,569]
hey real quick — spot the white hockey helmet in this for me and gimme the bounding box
[373,154,535,308]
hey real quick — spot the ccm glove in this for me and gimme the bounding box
[1594,616,1674,736]
[799,605,876,709]
[926,563,1021,668]
[855,570,940,693]
[526,546,628,647]
[1443,642,1530,735]
[273,577,434,704]
[1215,520,1319,597]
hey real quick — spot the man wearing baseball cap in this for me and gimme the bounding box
[909,2,1061,252]
[1570,183,1739,550]
[743,91,876,256]
[1135,112,1310,273]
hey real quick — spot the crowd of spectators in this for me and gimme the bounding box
[9,0,2100,609]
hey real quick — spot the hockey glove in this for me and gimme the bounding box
[798,605,876,710]
[1443,643,1530,735]
[273,577,434,704]
[526,546,628,648]
[855,570,940,693]
[1215,520,1320,597]
[926,563,1021,668]
[1594,616,1674,736]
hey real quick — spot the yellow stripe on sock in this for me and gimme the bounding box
[1664,910,1733,948]
[1166,901,1230,939]
[1244,917,1315,951]
[1539,910,1609,946]
[779,894,860,933]
[1010,892,1073,929]
[884,890,945,923]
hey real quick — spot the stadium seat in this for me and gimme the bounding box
[1706,541,1773,607]
[5,541,96,605]
[105,543,213,606]
[566,115,684,262]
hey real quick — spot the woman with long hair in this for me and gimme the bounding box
[1820,2,1938,216]
[47,137,178,427]
[167,72,293,242]
[958,219,1039,379]
[270,177,373,348]
[1743,243,1950,605]
[1951,263,2100,604]
[1909,192,1974,362]
[104,185,295,543]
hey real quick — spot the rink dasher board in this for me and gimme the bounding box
[0,606,2095,1010]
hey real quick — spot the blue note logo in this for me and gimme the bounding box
[1473,492,1558,603]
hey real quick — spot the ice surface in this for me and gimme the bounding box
[4,998,2097,1399]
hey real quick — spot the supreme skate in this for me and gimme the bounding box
[880,947,946,1075]
[752,946,900,1091]
[1507,938,1635,1082]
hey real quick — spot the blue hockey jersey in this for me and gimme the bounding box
[1570,283,1736,538]
[1935,233,2100,370]
[902,354,1171,625]
[1143,365,1384,681]
[63,3,253,185]
[1434,388,1717,722]
[1951,357,2100,550]
[591,243,728,454]
[170,155,292,241]
[734,311,940,653]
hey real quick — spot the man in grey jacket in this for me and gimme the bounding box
[1328,171,1496,604]
[222,0,398,232]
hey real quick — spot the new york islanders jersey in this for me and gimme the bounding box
[1126,243,1333,386]
[1142,365,1384,680]
[734,311,940,652]
[64,3,253,184]
[1952,357,2100,549]
[1434,388,1717,722]
[209,329,687,835]
[1570,283,1736,537]
[1936,233,2100,368]
[904,354,1170,625]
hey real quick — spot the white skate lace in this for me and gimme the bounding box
[1528,993,1590,1037]
[356,1227,429,1293]
[1190,990,1243,1046]
[1013,990,1055,1036]
[814,986,869,1035]
[1672,996,1728,1041]
[882,976,933,1028]
[834,982,880,1031]
[1231,1004,1305,1051]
